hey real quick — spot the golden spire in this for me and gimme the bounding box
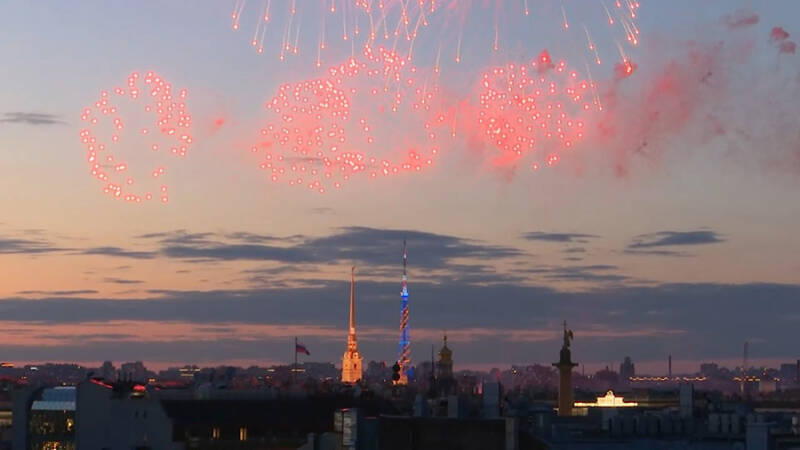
[349,266,355,333]
[342,266,363,383]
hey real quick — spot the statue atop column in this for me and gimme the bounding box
[562,320,574,350]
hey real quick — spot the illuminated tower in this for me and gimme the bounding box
[341,267,363,384]
[552,321,578,417]
[396,240,411,385]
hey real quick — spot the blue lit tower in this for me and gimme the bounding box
[396,240,411,385]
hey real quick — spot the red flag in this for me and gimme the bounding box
[295,343,310,356]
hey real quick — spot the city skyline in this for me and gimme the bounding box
[1,0,799,372]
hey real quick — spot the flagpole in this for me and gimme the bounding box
[294,337,298,385]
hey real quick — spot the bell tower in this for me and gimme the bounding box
[341,267,363,383]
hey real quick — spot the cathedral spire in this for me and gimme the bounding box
[342,267,363,383]
[349,266,355,333]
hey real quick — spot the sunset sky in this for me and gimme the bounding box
[0,0,798,373]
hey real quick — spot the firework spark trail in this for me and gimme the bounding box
[232,0,373,65]
[231,1,642,80]
[357,1,640,71]
[250,45,451,194]
[78,72,193,204]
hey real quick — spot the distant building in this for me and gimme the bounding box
[76,380,174,449]
[14,381,400,449]
[593,366,620,389]
[26,386,76,450]
[341,267,363,384]
[700,362,720,378]
[574,390,638,408]
[375,415,517,450]
[679,383,694,419]
[364,361,391,384]
[99,361,116,381]
[779,363,799,384]
[620,356,635,381]
[481,382,502,419]
[119,361,151,382]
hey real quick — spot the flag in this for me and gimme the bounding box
[295,343,310,356]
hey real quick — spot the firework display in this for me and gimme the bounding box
[78,2,646,202]
[477,51,598,170]
[231,0,372,66]
[231,1,640,76]
[78,72,193,203]
[229,0,643,186]
[251,45,450,193]
[360,0,639,69]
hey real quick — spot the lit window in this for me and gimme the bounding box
[212,427,220,439]
[239,426,248,441]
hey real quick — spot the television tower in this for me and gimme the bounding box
[396,240,411,385]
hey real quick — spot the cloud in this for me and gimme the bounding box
[102,278,144,285]
[310,207,336,215]
[521,232,600,243]
[624,249,691,257]
[136,231,216,244]
[223,232,288,243]
[80,247,156,259]
[624,249,692,257]
[0,236,65,254]
[1,282,799,365]
[0,112,66,126]
[150,227,524,268]
[628,230,725,249]
[16,290,99,296]
[521,264,629,284]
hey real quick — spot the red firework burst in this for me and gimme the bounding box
[251,45,450,194]
[477,51,598,171]
[78,72,193,204]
